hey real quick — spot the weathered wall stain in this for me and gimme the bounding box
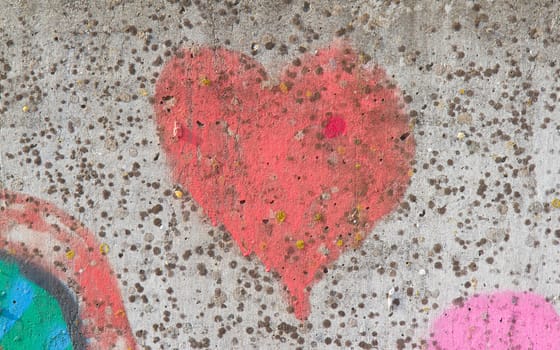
[0,190,136,349]
[154,42,415,319]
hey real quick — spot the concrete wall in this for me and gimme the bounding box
[1,0,560,349]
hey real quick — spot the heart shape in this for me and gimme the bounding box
[154,42,415,319]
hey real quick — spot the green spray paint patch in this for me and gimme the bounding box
[0,259,73,350]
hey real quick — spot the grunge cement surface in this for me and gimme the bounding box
[1,1,560,349]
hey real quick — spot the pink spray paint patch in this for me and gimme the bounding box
[0,190,137,349]
[154,42,415,319]
[428,291,560,350]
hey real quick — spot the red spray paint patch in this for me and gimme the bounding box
[0,190,137,349]
[324,116,346,138]
[154,43,415,319]
[428,291,560,350]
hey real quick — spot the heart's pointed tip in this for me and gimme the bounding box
[293,296,311,321]
[286,285,312,320]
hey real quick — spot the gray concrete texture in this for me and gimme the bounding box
[1,0,560,349]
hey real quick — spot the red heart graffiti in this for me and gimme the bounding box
[154,42,415,319]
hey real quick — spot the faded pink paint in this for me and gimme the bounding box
[154,42,415,319]
[0,190,137,349]
[428,291,560,350]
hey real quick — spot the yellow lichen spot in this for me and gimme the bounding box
[409,119,416,130]
[295,240,305,249]
[115,309,126,317]
[200,76,211,86]
[305,90,313,98]
[471,277,478,289]
[279,82,289,93]
[174,190,183,199]
[217,176,225,186]
[354,232,363,242]
[65,250,75,260]
[22,105,29,112]
[358,53,368,64]
[354,163,361,169]
[457,132,466,140]
[336,239,344,247]
[506,141,517,150]
[314,212,323,222]
[210,158,220,170]
[337,146,346,155]
[139,88,149,96]
[275,210,286,223]
[99,243,110,255]
[552,198,560,209]
[408,169,415,177]
[459,88,465,95]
